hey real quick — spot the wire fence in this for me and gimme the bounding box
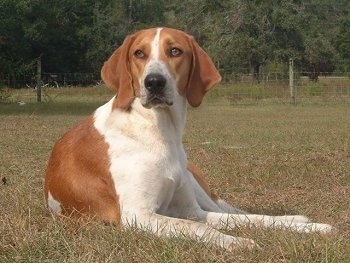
[0,72,101,89]
[211,72,350,104]
[1,72,350,104]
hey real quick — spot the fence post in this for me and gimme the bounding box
[36,55,42,102]
[289,58,296,104]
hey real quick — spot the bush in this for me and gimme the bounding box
[0,87,12,103]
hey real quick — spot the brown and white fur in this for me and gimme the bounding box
[44,27,332,251]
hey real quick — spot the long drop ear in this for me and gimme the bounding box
[186,37,221,107]
[101,35,136,110]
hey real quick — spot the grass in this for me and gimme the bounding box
[1,86,350,262]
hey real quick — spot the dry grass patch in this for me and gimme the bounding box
[1,88,349,262]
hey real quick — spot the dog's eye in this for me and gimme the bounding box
[169,48,182,57]
[134,50,146,58]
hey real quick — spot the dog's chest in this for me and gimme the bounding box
[94,100,188,212]
[106,132,187,214]
[106,126,186,184]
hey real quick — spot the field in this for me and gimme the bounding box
[1,86,350,262]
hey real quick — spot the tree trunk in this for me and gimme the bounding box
[253,64,260,83]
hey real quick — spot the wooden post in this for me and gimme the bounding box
[36,56,42,102]
[289,58,295,104]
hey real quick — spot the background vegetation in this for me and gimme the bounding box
[1,0,350,85]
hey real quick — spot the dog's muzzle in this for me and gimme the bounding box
[143,73,173,108]
[145,73,166,93]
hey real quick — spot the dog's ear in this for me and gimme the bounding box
[186,37,221,107]
[101,35,136,110]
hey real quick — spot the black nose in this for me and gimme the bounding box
[144,74,166,93]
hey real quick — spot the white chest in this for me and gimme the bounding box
[93,98,188,217]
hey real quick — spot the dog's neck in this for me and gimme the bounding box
[131,97,187,141]
[94,96,187,147]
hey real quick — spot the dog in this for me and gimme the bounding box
[44,27,332,251]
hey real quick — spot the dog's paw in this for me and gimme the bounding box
[286,222,333,234]
[307,223,333,234]
[223,237,260,251]
[275,215,310,223]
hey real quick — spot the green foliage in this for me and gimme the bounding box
[130,0,165,26]
[0,86,12,103]
[336,12,350,71]
[0,0,349,82]
[82,2,131,72]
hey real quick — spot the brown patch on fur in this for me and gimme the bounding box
[44,116,120,224]
[101,34,137,111]
[185,36,221,107]
[187,162,219,202]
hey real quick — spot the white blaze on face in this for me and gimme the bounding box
[150,28,162,60]
[145,27,166,73]
[140,27,177,108]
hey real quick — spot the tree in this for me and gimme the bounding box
[1,0,350,87]
[23,0,95,72]
[129,0,165,27]
[0,0,114,76]
[82,2,131,73]
[299,0,348,77]
[304,37,336,80]
[0,0,32,76]
[336,12,350,71]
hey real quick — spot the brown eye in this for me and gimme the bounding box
[170,47,182,57]
[134,50,145,58]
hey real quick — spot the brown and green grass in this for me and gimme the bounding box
[1,86,349,262]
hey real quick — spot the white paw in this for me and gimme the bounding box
[286,222,333,233]
[306,223,333,234]
[275,215,310,223]
[224,237,260,251]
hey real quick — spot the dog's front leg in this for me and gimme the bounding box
[204,212,332,233]
[121,212,257,251]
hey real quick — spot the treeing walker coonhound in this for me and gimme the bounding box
[44,27,332,251]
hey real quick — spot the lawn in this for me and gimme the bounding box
[1,86,349,262]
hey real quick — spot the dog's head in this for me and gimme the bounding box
[101,27,221,110]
